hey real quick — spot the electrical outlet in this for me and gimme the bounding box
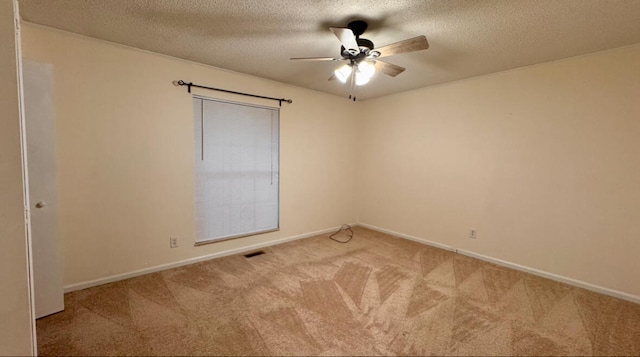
[170,236,179,248]
[469,229,477,239]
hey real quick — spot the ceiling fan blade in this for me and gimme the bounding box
[376,60,406,77]
[290,57,340,61]
[330,27,359,53]
[376,35,429,58]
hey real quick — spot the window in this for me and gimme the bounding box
[193,96,279,244]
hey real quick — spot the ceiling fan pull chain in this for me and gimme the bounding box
[349,68,356,101]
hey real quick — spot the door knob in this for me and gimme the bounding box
[35,201,46,208]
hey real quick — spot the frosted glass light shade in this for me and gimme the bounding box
[358,61,375,78]
[355,72,371,86]
[334,64,352,83]
[355,61,375,86]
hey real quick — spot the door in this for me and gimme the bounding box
[23,60,64,318]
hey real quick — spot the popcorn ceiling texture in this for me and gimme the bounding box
[37,227,640,356]
[19,0,640,100]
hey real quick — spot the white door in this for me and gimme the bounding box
[23,60,64,318]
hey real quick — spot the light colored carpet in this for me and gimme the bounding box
[37,227,640,356]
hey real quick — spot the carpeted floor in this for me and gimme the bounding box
[37,227,640,356]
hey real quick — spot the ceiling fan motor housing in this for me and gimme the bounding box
[341,38,375,59]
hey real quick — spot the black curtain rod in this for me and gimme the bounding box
[173,80,292,106]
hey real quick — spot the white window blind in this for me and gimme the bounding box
[193,96,279,244]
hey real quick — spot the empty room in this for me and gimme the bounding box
[2,0,640,355]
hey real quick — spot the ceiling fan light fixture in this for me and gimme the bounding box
[291,20,429,97]
[358,61,375,78]
[355,61,375,86]
[334,64,352,83]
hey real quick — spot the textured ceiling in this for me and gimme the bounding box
[18,0,640,100]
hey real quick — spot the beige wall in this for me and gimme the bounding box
[21,24,359,287]
[20,22,640,299]
[0,1,35,355]
[358,44,640,297]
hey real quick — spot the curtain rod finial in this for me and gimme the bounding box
[172,80,180,86]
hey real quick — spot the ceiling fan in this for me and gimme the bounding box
[290,20,429,101]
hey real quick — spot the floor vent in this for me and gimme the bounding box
[244,250,266,258]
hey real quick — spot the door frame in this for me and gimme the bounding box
[13,0,38,354]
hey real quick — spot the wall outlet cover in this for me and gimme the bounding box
[170,236,179,248]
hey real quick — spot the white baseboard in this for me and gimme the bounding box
[456,249,640,304]
[64,224,355,293]
[66,222,640,305]
[357,222,457,252]
[358,222,640,305]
